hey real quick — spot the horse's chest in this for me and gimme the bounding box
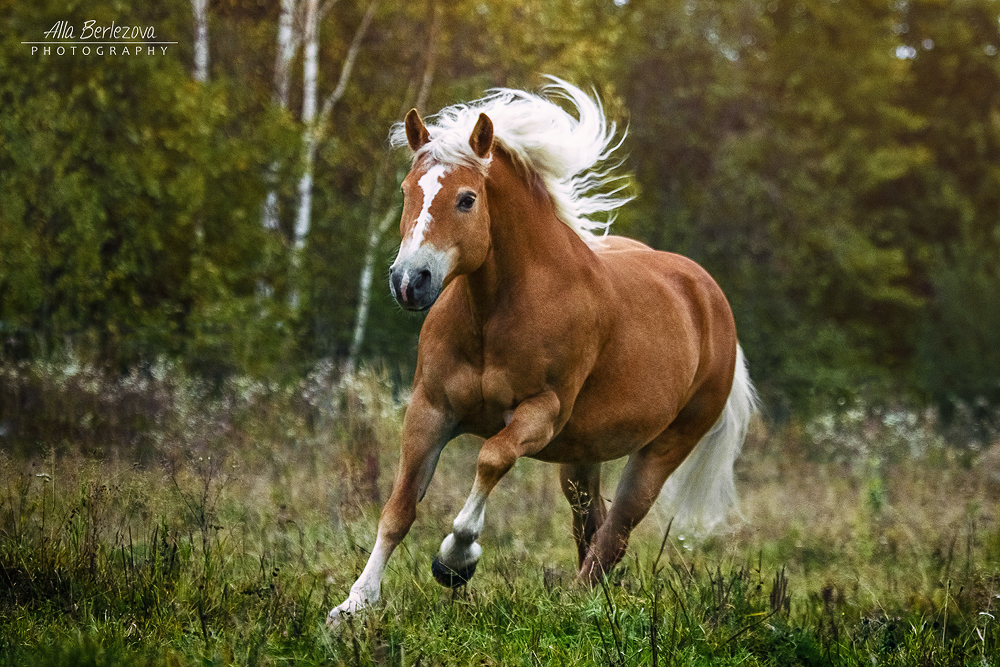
[443,360,523,436]
[479,365,516,410]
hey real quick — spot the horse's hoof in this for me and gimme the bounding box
[326,599,359,627]
[432,555,477,588]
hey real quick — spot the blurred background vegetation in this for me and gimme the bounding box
[3,0,1000,426]
[4,4,1000,663]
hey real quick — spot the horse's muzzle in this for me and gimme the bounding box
[389,244,451,311]
[389,263,445,312]
[389,267,430,311]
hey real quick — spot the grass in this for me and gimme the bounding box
[2,360,1000,665]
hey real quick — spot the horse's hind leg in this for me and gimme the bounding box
[559,463,607,568]
[577,431,695,583]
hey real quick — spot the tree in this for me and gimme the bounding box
[345,0,440,373]
[292,0,378,302]
[0,0,298,376]
[262,0,304,233]
[900,0,1000,417]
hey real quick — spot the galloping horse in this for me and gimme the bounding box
[328,80,756,624]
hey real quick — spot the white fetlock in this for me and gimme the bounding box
[438,533,481,571]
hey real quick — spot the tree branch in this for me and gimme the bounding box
[414,0,441,114]
[318,0,341,21]
[319,0,379,122]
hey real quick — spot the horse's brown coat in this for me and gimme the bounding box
[328,107,746,624]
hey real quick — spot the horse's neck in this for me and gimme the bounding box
[464,155,592,321]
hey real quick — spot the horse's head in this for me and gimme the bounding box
[388,109,494,311]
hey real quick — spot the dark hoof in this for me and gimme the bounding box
[432,556,477,588]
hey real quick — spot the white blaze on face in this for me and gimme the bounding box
[402,163,450,256]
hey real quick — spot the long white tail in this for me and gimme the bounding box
[657,344,758,533]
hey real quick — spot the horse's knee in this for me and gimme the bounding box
[475,445,516,487]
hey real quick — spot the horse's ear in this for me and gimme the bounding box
[469,113,493,159]
[405,108,430,151]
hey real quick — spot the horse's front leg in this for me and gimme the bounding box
[432,391,561,587]
[327,389,452,625]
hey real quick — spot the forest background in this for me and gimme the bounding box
[3,0,1000,425]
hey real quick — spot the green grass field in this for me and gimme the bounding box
[2,364,1000,666]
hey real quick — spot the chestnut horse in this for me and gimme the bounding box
[328,80,756,624]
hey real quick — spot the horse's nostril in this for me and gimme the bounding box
[413,269,431,290]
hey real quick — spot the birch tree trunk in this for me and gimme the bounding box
[274,0,301,109]
[191,0,209,83]
[293,0,320,253]
[189,0,210,251]
[344,0,439,371]
[345,204,401,371]
[288,0,378,308]
[293,0,378,252]
[262,0,303,232]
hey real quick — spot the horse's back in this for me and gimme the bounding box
[594,235,735,344]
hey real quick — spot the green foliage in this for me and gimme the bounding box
[917,243,1000,422]
[899,0,1000,422]
[0,1,300,378]
[3,0,1000,418]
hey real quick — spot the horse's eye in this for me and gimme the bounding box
[457,193,476,212]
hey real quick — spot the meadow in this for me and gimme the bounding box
[2,360,1000,666]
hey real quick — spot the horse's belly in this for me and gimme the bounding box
[530,395,676,464]
[529,333,697,463]
[530,428,645,464]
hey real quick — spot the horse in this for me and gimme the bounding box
[327,79,757,624]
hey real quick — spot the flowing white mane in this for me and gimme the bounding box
[389,77,631,242]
